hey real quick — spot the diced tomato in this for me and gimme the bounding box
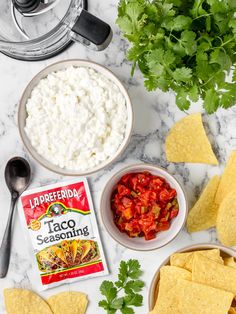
[111,171,178,241]
[121,197,133,208]
[137,173,150,186]
[134,202,142,216]
[116,217,126,231]
[129,176,138,190]
[122,207,133,220]
[150,177,164,190]
[170,208,179,219]
[139,190,157,207]
[120,173,132,184]
[117,184,131,197]
[156,221,170,232]
[145,231,156,240]
[115,204,126,216]
[169,189,177,199]
[159,188,176,202]
[124,220,141,235]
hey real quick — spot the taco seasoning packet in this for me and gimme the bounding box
[18,179,108,290]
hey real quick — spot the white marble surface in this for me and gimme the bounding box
[0,1,236,313]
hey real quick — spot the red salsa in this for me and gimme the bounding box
[111,171,179,240]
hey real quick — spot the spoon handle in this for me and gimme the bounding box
[0,194,18,278]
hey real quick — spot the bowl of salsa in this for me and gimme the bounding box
[100,164,188,251]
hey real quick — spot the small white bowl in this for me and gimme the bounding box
[148,243,236,311]
[100,163,188,251]
[18,59,133,176]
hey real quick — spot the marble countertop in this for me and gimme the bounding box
[0,0,236,313]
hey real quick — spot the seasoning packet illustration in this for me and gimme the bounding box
[18,179,108,289]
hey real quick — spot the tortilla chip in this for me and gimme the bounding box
[149,266,191,314]
[165,113,218,165]
[47,291,88,314]
[216,191,236,246]
[224,257,236,269]
[170,249,223,271]
[187,175,220,232]
[192,254,236,294]
[4,289,52,314]
[215,151,236,204]
[176,279,233,314]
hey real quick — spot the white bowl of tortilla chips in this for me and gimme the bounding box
[149,243,236,314]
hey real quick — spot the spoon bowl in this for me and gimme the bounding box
[5,157,31,194]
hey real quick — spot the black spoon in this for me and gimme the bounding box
[0,157,31,278]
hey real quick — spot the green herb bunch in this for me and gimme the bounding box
[98,259,144,313]
[117,0,236,113]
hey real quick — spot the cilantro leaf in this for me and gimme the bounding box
[188,85,199,102]
[125,2,144,24]
[210,49,232,71]
[175,87,191,110]
[172,67,192,82]
[179,30,197,56]
[218,82,236,109]
[111,298,124,310]
[124,280,145,294]
[118,260,128,284]
[121,307,134,314]
[208,1,230,14]
[204,89,220,113]
[163,50,176,66]
[99,300,110,310]
[124,293,143,306]
[99,300,116,314]
[171,15,192,31]
[100,281,118,303]
[116,16,133,34]
[127,259,142,279]
[229,18,236,34]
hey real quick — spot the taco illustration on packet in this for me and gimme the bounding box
[61,240,74,267]
[80,240,100,263]
[36,239,100,272]
[37,245,68,272]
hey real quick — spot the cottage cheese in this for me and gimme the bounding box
[24,66,128,171]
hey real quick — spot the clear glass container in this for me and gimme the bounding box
[0,0,112,60]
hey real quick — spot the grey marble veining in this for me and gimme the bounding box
[0,0,236,313]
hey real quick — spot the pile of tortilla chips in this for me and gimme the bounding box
[149,249,236,314]
[4,289,88,314]
[187,151,236,246]
[165,113,218,165]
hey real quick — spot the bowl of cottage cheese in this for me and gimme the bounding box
[18,60,133,175]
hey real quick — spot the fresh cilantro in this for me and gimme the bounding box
[98,259,144,313]
[100,281,118,302]
[117,0,236,113]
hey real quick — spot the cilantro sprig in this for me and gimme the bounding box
[117,0,236,113]
[98,259,144,313]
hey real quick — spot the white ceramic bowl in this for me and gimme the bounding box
[148,243,236,311]
[18,59,133,176]
[100,163,188,251]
